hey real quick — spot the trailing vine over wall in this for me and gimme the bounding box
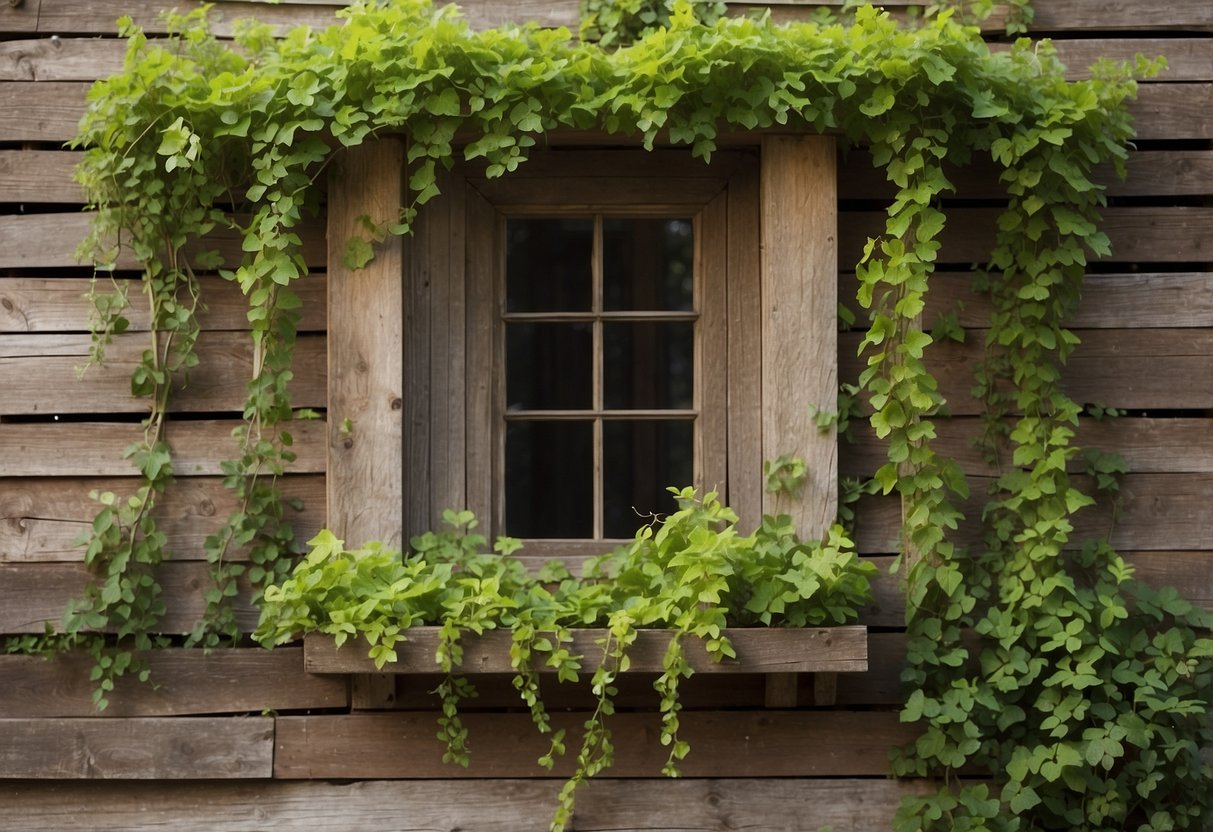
[32,0,1211,828]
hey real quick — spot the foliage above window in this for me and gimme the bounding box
[24,0,1209,829]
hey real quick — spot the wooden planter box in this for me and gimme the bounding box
[303,626,867,707]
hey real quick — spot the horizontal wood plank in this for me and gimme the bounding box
[0,778,936,831]
[0,419,326,477]
[303,626,868,675]
[1029,0,1213,32]
[1040,38,1213,82]
[0,561,263,633]
[0,717,273,778]
[0,331,326,415]
[0,274,327,333]
[273,710,912,778]
[0,39,125,82]
[0,474,323,563]
[0,150,82,202]
[0,211,326,270]
[0,647,346,717]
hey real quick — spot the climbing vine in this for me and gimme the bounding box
[27,0,1208,827]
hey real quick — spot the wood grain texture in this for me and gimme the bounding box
[0,150,82,202]
[840,329,1213,415]
[0,717,273,778]
[0,274,327,333]
[698,190,730,502]
[0,39,126,81]
[0,331,326,415]
[760,135,838,537]
[0,778,937,832]
[0,562,263,633]
[303,626,868,675]
[326,140,405,549]
[1029,0,1213,31]
[0,211,325,270]
[1034,38,1213,82]
[839,271,1213,331]
[0,420,325,477]
[0,475,322,563]
[274,710,912,778]
[463,185,496,526]
[0,647,346,717]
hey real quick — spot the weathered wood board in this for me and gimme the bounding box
[304,626,868,674]
[0,778,937,832]
[0,648,347,717]
[0,717,274,778]
[273,710,913,778]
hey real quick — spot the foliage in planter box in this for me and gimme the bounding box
[255,487,874,828]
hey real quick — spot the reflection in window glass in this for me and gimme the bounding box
[506,218,593,312]
[603,321,693,410]
[602,420,693,538]
[603,218,693,311]
[506,421,594,538]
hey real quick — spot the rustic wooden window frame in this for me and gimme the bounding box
[325,135,839,705]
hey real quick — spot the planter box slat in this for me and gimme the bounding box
[303,626,867,675]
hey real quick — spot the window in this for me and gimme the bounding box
[326,137,837,559]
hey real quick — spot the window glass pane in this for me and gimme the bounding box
[603,321,693,410]
[507,322,592,410]
[506,218,593,312]
[603,218,693,311]
[603,420,693,538]
[506,421,593,538]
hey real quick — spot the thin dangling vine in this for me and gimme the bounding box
[16,0,1205,827]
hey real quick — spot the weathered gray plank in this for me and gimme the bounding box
[0,475,323,563]
[760,135,838,536]
[0,39,126,81]
[0,561,262,632]
[0,151,82,202]
[0,717,273,778]
[0,419,325,477]
[274,710,913,778]
[0,647,346,717]
[0,274,327,333]
[1029,0,1213,32]
[1040,38,1213,82]
[303,626,868,675]
[0,331,326,415]
[0,211,326,270]
[0,779,936,832]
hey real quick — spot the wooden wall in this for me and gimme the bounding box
[0,0,1209,829]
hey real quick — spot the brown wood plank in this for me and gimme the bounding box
[0,419,325,477]
[843,418,1213,477]
[0,779,936,832]
[840,271,1213,331]
[839,150,1213,200]
[840,207,1213,268]
[303,626,868,675]
[463,185,496,525]
[0,647,346,717]
[0,0,40,34]
[0,717,273,778]
[273,710,911,778]
[0,211,326,270]
[326,140,404,552]
[469,149,743,180]
[725,155,764,531]
[0,474,323,563]
[698,189,730,506]
[0,81,90,142]
[1029,0,1213,32]
[469,176,730,208]
[1040,38,1213,82]
[0,561,263,633]
[761,135,838,537]
[0,274,327,333]
[840,329,1213,415]
[0,150,82,202]
[0,331,326,415]
[0,39,126,81]
[1132,82,1213,139]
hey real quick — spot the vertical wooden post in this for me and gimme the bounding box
[327,139,405,709]
[761,135,839,708]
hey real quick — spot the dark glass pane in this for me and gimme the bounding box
[506,421,593,538]
[603,420,693,538]
[603,218,693,311]
[506,218,593,312]
[507,323,592,410]
[603,321,693,410]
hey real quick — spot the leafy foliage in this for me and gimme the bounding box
[256,494,874,829]
[35,0,1206,828]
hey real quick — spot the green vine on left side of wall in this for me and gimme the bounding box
[15,1,1206,828]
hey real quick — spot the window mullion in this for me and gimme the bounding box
[592,214,604,540]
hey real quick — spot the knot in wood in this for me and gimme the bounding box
[389,396,402,411]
